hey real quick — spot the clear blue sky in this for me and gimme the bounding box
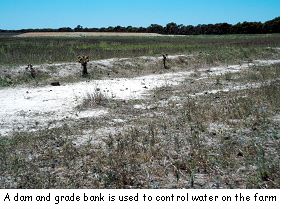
[0,0,280,30]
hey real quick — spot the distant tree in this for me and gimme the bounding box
[74,25,83,32]
[177,24,187,34]
[106,26,114,32]
[263,17,280,33]
[232,21,263,34]
[147,24,164,34]
[58,27,73,32]
[194,24,204,35]
[137,27,147,33]
[185,25,195,35]
[114,25,125,32]
[0,17,279,35]
[214,23,232,34]
[87,28,99,32]
[98,27,105,32]
[165,22,178,34]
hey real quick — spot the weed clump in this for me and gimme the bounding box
[79,87,110,109]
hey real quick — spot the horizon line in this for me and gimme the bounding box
[0,16,280,31]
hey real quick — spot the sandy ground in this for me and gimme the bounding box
[0,57,279,136]
[14,32,163,38]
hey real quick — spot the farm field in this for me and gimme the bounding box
[0,34,280,189]
[14,32,163,38]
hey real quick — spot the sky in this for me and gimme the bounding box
[0,0,280,30]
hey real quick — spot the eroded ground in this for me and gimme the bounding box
[0,53,280,189]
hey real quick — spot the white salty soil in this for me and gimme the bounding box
[0,57,279,136]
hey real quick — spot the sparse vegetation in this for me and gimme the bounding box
[0,25,280,190]
[0,34,279,88]
[0,59,279,188]
[0,34,279,66]
[79,87,110,109]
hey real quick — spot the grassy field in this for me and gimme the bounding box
[0,34,280,189]
[0,34,280,87]
[0,34,279,66]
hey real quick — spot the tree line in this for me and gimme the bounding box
[0,17,279,35]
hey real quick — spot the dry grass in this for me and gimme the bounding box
[0,62,279,189]
[0,33,280,188]
[79,87,110,109]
